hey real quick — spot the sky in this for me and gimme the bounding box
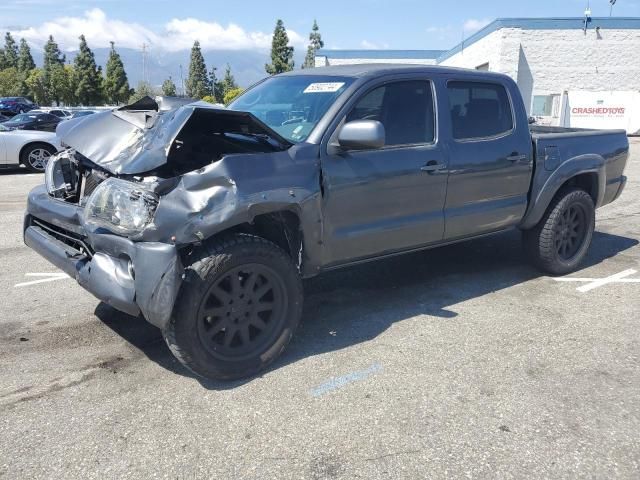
[1,0,639,53]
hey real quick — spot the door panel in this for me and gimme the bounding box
[444,81,532,239]
[321,79,448,266]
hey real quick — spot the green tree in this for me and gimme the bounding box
[221,63,238,96]
[209,66,224,103]
[3,32,19,69]
[303,20,324,69]
[161,77,177,96]
[265,19,294,75]
[128,81,155,104]
[0,67,21,97]
[186,40,210,99]
[17,38,36,96]
[25,68,48,105]
[73,35,103,105]
[103,41,130,105]
[17,38,35,73]
[223,87,244,105]
[43,35,65,106]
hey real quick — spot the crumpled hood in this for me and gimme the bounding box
[55,97,290,175]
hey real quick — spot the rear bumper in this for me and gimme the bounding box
[24,185,183,329]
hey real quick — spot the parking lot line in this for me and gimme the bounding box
[14,272,70,288]
[553,268,639,292]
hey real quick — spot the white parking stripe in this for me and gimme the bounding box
[552,269,639,292]
[14,272,69,288]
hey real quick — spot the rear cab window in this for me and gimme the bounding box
[347,80,435,146]
[447,81,514,140]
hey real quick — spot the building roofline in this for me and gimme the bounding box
[437,17,640,62]
[315,49,447,59]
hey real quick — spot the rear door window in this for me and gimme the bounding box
[447,81,513,140]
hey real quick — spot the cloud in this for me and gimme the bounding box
[463,18,491,34]
[360,40,389,49]
[9,8,304,52]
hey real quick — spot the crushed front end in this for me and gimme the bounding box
[24,149,183,328]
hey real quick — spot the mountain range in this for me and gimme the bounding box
[30,47,307,91]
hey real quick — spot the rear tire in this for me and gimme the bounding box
[523,187,595,275]
[164,234,303,380]
[21,143,56,173]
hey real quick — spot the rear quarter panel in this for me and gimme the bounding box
[521,129,629,229]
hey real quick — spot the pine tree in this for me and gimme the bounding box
[17,39,35,73]
[103,41,130,105]
[162,77,177,96]
[186,41,210,99]
[17,39,36,96]
[3,32,19,69]
[73,35,103,105]
[303,20,324,69]
[265,19,295,75]
[210,66,224,103]
[43,35,65,105]
[221,64,238,96]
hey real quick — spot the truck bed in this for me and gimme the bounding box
[527,125,629,223]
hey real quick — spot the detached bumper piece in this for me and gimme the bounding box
[24,213,183,330]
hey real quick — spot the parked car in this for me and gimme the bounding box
[30,109,72,119]
[0,96,37,116]
[70,110,96,119]
[0,113,9,123]
[24,66,629,380]
[0,112,61,132]
[0,129,60,172]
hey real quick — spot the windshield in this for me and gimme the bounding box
[6,113,36,123]
[229,75,353,143]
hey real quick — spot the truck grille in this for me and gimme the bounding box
[30,217,94,257]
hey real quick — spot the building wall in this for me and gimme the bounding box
[439,27,640,112]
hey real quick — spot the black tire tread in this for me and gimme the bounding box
[163,233,303,380]
[523,187,595,275]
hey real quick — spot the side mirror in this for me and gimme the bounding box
[337,120,385,150]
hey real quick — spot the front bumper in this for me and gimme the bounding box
[23,185,183,330]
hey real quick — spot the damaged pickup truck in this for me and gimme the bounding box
[24,65,629,380]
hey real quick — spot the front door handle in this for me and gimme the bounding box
[421,161,446,173]
[507,153,528,163]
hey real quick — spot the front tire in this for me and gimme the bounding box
[164,234,303,380]
[21,143,56,173]
[523,187,595,275]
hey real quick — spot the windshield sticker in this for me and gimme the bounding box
[304,82,345,94]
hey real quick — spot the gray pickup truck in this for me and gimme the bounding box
[24,65,628,380]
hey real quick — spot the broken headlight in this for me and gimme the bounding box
[83,178,159,236]
[45,150,79,199]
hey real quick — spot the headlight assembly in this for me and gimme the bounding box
[45,150,78,199]
[83,178,159,237]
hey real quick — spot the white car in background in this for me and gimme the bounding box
[0,127,60,172]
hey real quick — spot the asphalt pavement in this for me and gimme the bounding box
[1,141,639,479]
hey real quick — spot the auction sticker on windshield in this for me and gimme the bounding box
[304,82,345,93]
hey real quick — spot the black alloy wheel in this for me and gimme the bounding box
[196,263,288,361]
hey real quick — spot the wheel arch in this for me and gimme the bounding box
[520,154,606,230]
[199,208,308,275]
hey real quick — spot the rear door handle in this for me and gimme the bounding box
[507,153,528,163]
[421,161,446,173]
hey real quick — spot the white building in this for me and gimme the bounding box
[316,18,640,133]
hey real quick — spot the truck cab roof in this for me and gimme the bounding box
[278,63,513,81]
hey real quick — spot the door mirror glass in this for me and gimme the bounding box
[337,120,385,150]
